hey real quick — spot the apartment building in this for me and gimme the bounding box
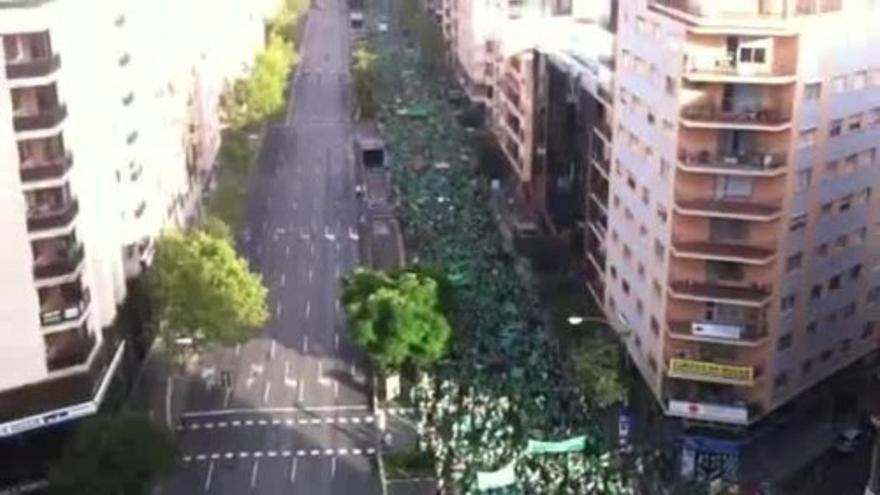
[0,0,275,438]
[594,0,880,427]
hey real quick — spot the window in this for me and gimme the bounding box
[610,265,618,279]
[802,359,813,375]
[804,82,822,101]
[659,158,670,177]
[867,286,880,305]
[654,239,666,260]
[806,321,818,334]
[652,279,662,299]
[829,119,842,137]
[637,262,646,279]
[648,355,658,372]
[627,174,636,191]
[861,149,877,167]
[798,129,817,148]
[621,279,630,294]
[650,316,660,335]
[838,194,853,212]
[786,253,803,272]
[608,295,616,310]
[825,160,839,177]
[835,234,849,250]
[841,302,856,318]
[790,213,808,232]
[665,76,676,96]
[831,76,847,93]
[811,284,823,301]
[862,322,876,339]
[781,293,797,312]
[850,264,862,280]
[636,299,644,315]
[855,227,868,245]
[820,349,833,362]
[641,187,650,205]
[623,245,632,260]
[613,195,621,208]
[844,154,859,174]
[774,371,789,390]
[821,202,833,215]
[777,333,793,351]
[657,204,668,224]
[847,113,863,132]
[816,243,829,257]
[795,170,812,191]
[871,108,880,128]
[841,338,852,353]
[740,47,766,63]
[829,275,842,291]
[662,119,674,133]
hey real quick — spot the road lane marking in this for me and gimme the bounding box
[210,453,220,459]
[311,450,320,456]
[272,419,281,426]
[334,380,339,398]
[275,302,282,318]
[245,420,254,426]
[203,423,214,429]
[331,456,337,477]
[297,450,306,456]
[282,450,292,457]
[290,457,298,483]
[352,417,361,424]
[250,460,259,488]
[225,452,234,459]
[308,268,313,283]
[303,335,309,353]
[366,448,376,454]
[365,416,374,423]
[204,461,215,492]
[324,449,334,456]
[254,452,263,459]
[310,418,321,425]
[338,448,348,455]
[281,273,286,287]
[263,382,271,404]
[352,449,362,455]
[325,417,335,424]
[298,418,308,425]
[231,420,241,426]
[286,419,294,426]
[298,381,304,402]
[180,404,370,417]
[270,339,276,359]
[310,243,315,257]
[235,344,241,356]
[239,452,250,458]
[305,301,311,320]
[183,455,192,462]
[335,333,340,351]
[217,421,227,428]
[286,245,290,258]
[338,417,348,424]
[258,419,268,426]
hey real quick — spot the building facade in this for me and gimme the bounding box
[602,0,880,427]
[0,0,276,437]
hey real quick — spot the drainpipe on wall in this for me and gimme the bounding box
[867,414,880,495]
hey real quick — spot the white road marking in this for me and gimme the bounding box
[352,417,361,424]
[324,449,334,456]
[235,344,241,356]
[338,448,348,455]
[191,424,200,430]
[297,450,306,456]
[308,268,313,283]
[263,382,271,403]
[272,419,281,426]
[281,273,286,287]
[239,451,250,458]
[204,423,214,429]
[282,450,292,457]
[165,377,173,429]
[311,449,321,456]
[183,455,192,462]
[258,419,268,426]
[210,453,220,459]
[334,380,339,398]
[231,420,241,427]
[352,449,362,455]
[310,418,321,425]
[331,456,337,477]
[180,404,370,418]
[338,417,348,424]
[335,264,340,278]
[225,452,234,459]
[268,451,278,457]
[203,461,215,491]
[245,420,254,426]
[365,416,374,423]
[217,421,227,428]
[335,333,340,351]
[275,302,282,318]
[250,460,260,488]
[286,245,290,258]
[310,243,315,257]
[305,300,311,320]
[270,339,276,359]
[303,335,309,353]
[254,451,263,458]
[289,457,298,483]
[286,419,294,426]
[366,448,376,454]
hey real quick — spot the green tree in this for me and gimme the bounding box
[573,336,626,408]
[352,42,380,119]
[149,226,268,353]
[223,34,298,128]
[342,268,452,372]
[49,415,177,495]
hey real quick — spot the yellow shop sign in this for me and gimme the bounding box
[668,358,753,384]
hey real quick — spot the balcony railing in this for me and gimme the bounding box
[6,53,61,79]
[675,198,782,220]
[668,319,768,345]
[669,279,771,305]
[13,104,67,132]
[19,152,73,182]
[46,332,96,372]
[667,397,753,425]
[684,56,795,80]
[678,149,786,175]
[681,104,790,128]
[26,198,78,231]
[650,0,788,21]
[667,357,760,386]
[33,244,84,279]
[672,239,776,264]
[39,289,90,327]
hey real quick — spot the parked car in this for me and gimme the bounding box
[833,427,865,454]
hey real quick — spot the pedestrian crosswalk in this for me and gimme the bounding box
[181,447,377,463]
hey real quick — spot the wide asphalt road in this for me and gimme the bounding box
[162,0,384,493]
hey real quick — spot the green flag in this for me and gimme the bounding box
[476,461,517,490]
[525,435,587,455]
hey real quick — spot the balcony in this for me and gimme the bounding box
[39,284,90,329]
[667,319,768,346]
[33,241,84,279]
[675,197,781,221]
[19,152,73,183]
[668,279,771,306]
[13,104,67,132]
[649,0,792,31]
[672,239,776,264]
[678,149,786,176]
[6,52,61,80]
[667,397,752,425]
[44,326,96,372]
[680,104,790,131]
[683,55,796,84]
[667,357,760,386]
[26,198,78,232]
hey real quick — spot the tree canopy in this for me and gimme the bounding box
[223,33,298,128]
[49,415,177,495]
[352,42,380,119]
[149,225,268,352]
[342,268,452,372]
